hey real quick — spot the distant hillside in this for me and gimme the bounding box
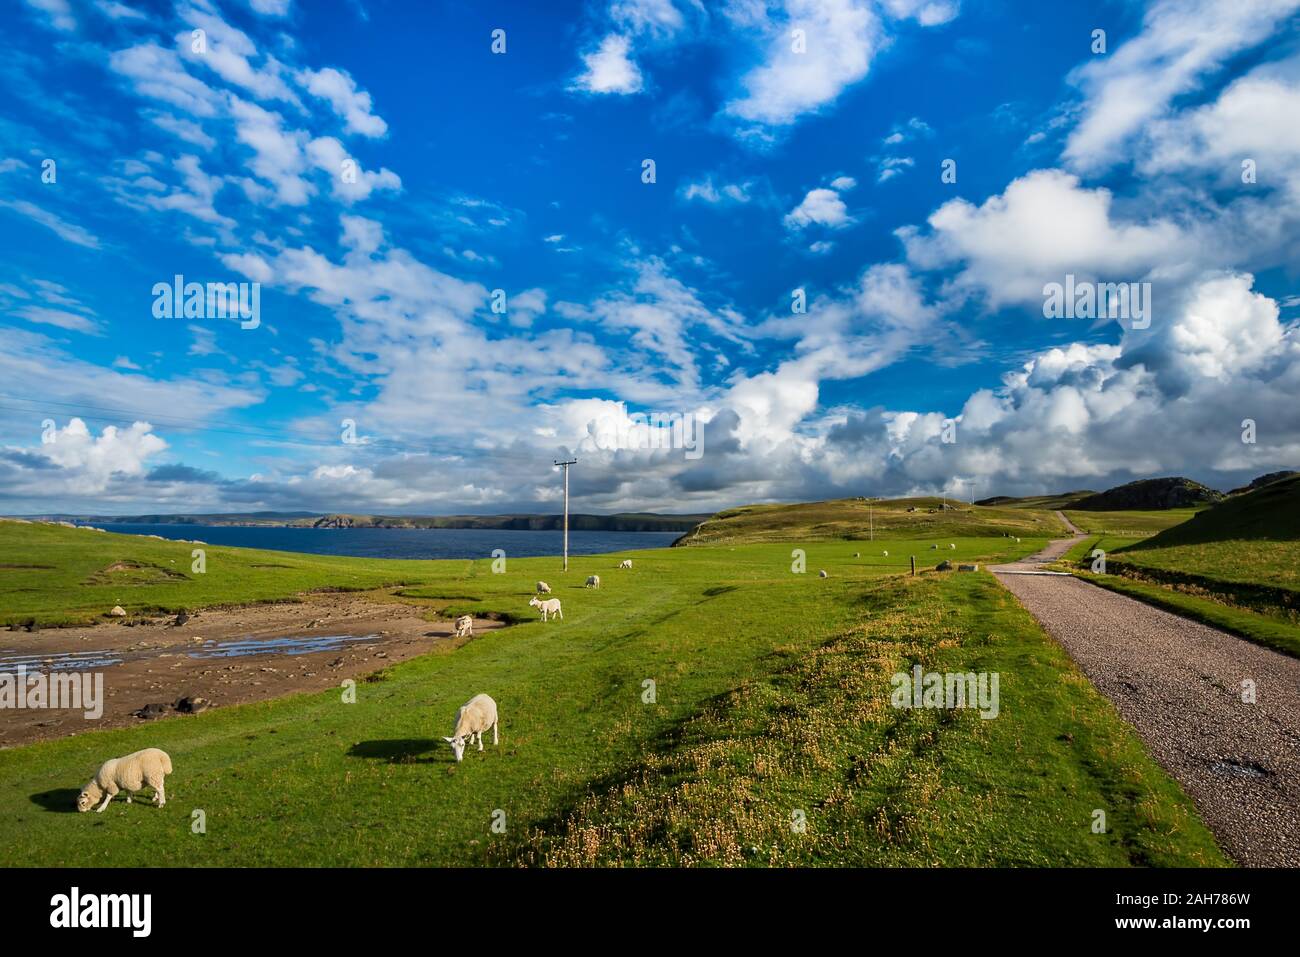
[1227,470,1300,496]
[975,491,1095,510]
[674,497,1066,546]
[1125,475,1300,547]
[1070,477,1223,511]
[21,511,708,533]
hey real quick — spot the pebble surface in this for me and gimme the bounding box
[992,515,1300,866]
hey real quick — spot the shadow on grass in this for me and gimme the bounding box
[31,788,81,813]
[348,738,447,764]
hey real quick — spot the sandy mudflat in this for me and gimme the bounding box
[0,591,502,748]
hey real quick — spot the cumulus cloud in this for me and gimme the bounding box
[573,34,644,94]
[784,186,851,228]
[899,169,1189,308]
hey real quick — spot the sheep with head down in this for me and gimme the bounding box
[77,748,172,812]
[443,693,499,762]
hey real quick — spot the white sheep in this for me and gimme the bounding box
[883,550,888,556]
[443,693,499,762]
[76,748,172,813]
[536,581,551,594]
[618,559,632,569]
[818,569,828,578]
[585,574,600,588]
[949,543,957,550]
[529,596,562,621]
[454,615,473,638]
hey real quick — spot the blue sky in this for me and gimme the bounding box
[1,0,1298,514]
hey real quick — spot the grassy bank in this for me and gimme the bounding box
[0,522,1224,866]
[1056,533,1300,659]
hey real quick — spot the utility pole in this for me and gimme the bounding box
[554,459,577,572]
[870,502,874,541]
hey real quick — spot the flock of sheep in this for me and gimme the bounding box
[75,557,640,809]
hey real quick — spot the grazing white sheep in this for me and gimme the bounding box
[853,552,860,558]
[883,550,888,556]
[585,574,600,588]
[818,569,828,578]
[76,748,172,813]
[443,693,499,762]
[454,615,473,638]
[536,581,551,594]
[949,543,957,550]
[618,559,632,569]
[529,596,562,621]
[929,544,938,550]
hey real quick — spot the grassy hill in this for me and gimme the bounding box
[675,497,1069,546]
[975,491,1094,510]
[1126,475,1300,547]
[0,520,1223,867]
[1071,477,1223,511]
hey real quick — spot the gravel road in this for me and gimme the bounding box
[992,518,1300,866]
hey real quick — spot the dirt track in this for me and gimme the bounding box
[992,524,1300,866]
[0,592,502,748]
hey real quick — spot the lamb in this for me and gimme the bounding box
[76,748,172,813]
[618,559,632,569]
[529,596,562,621]
[585,575,600,588]
[443,693,499,762]
[536,581,551,594]
[454,615,473,638]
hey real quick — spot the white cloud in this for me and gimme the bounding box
[724,0,882,126]
[1063,0,1300,173]
[899,169,1188,307]
[0,199,101,248]
[178,6,301,105]
[109,43,223,117]
[229,98,314,206]
[1140,65,1300,197]
[880,0,959,26]
[574,34,644,94]
[784,186,851,228]
[12,306,100,335]
[247,0,291,16]
[876,155,913,182]
[95,1,145,20]
[680,176,753,204]
[296,66,388,137]
[22,0,75,31]
[305,136,401,203]
[147,111,217,150]
[611,0,685,37]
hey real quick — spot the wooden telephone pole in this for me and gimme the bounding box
[554,459,577,572]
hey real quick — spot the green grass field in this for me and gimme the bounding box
[0,520,1226,866]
